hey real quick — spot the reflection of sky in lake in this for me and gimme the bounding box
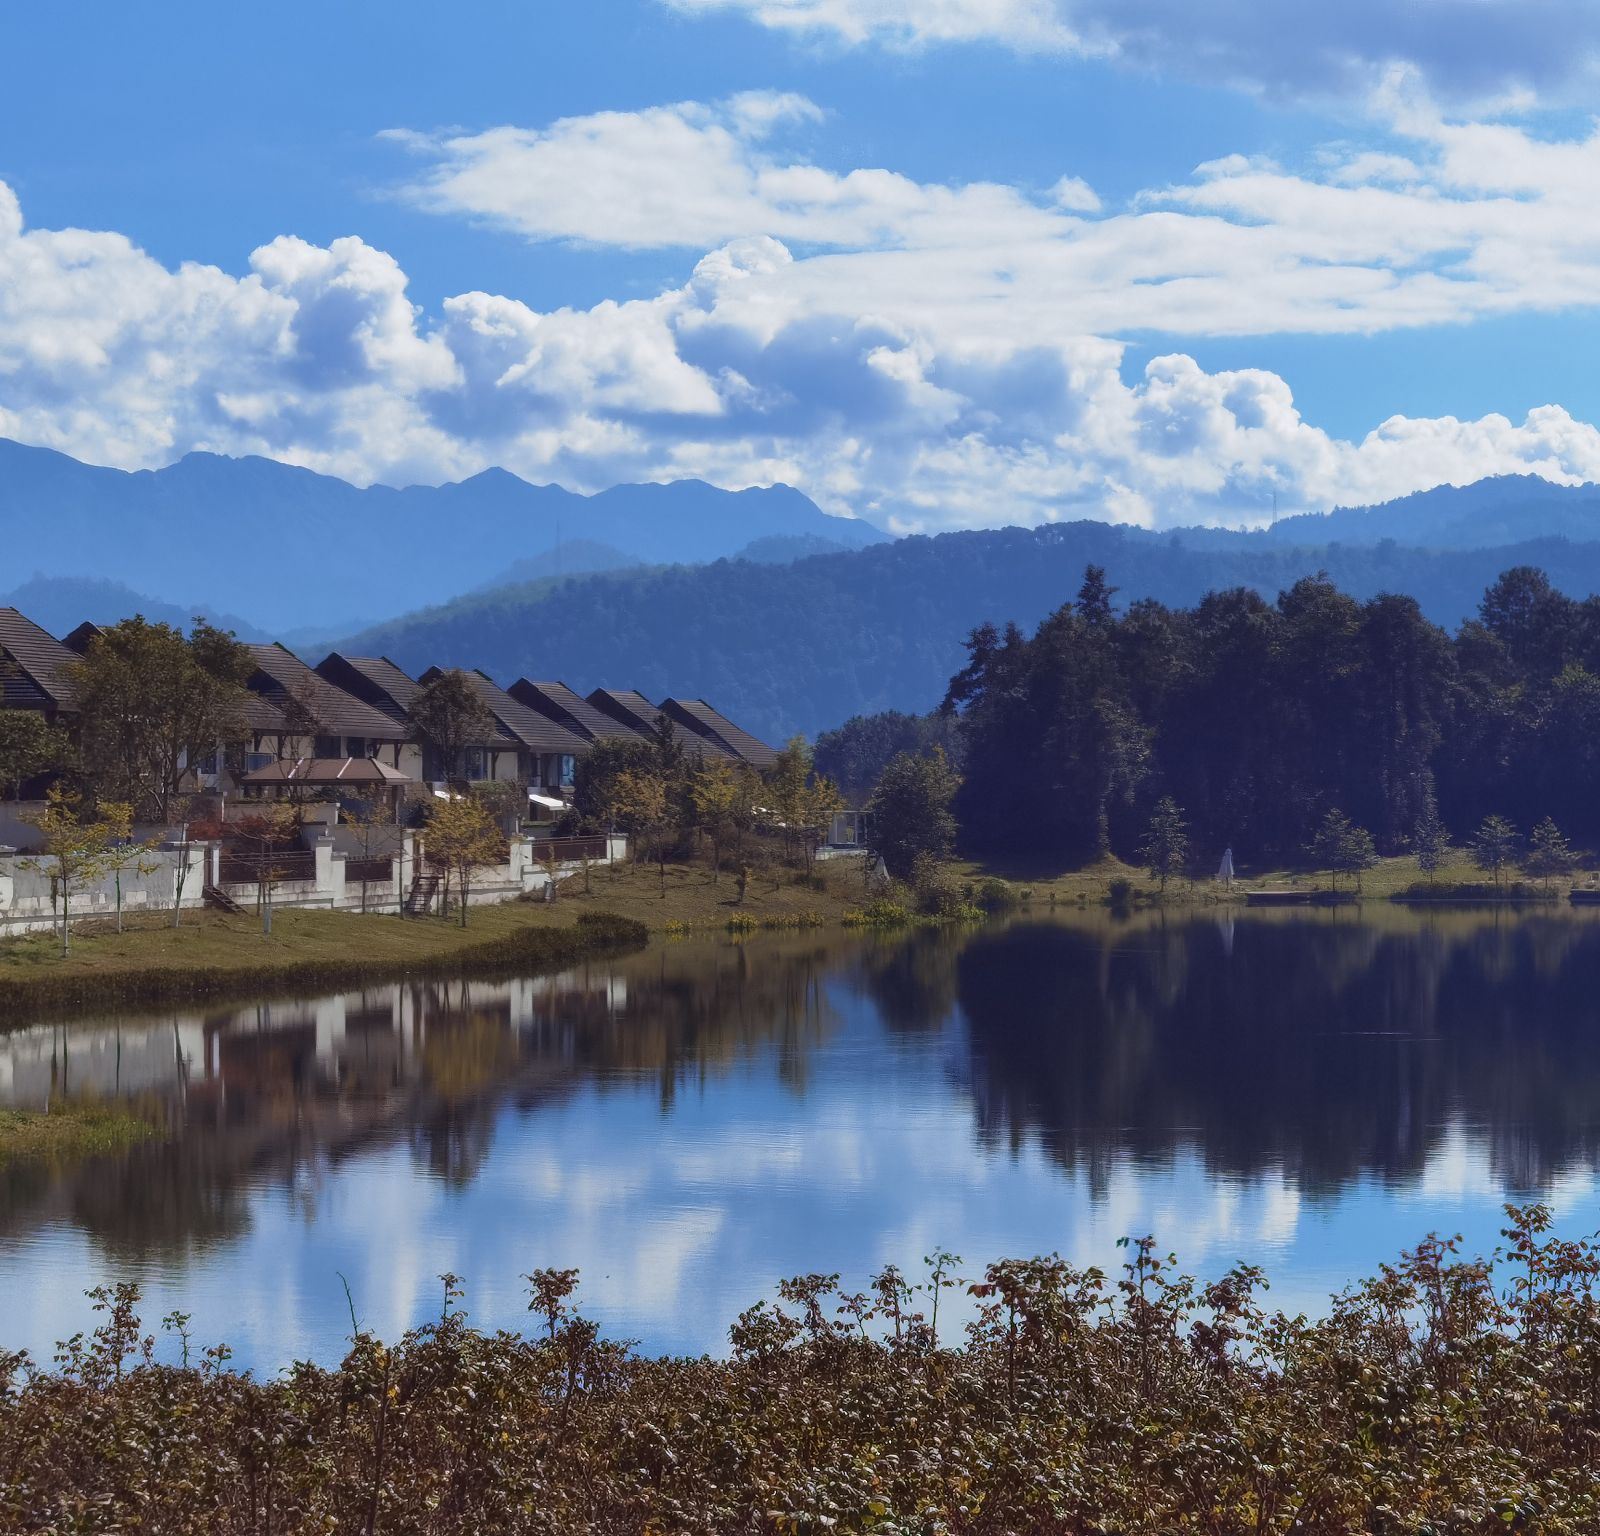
[6,911,1600,1369]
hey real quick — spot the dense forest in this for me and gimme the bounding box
[936,563,1600,865]
[350,515,1600,743]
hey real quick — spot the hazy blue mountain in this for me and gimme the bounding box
[342,520,1600,743]
[0,439,885,631]
[1258,474,1600,549]
[474,540,642,591]
[0,574,265,641]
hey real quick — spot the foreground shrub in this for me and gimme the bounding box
[8,1208,1600,1532]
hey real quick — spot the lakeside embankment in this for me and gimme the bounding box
[4,847,1590,1026]
[0,857,880,1023]
[0,905,650,1019]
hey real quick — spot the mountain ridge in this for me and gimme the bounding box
[340,517,1600,743]
[0,438,885,631]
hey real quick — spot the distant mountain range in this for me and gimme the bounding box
[0,438,885,631]
[1261,474,1600,549]
[8,440,1600,742]
[346,517,1600,743]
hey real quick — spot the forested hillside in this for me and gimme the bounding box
[347,521,1600,742]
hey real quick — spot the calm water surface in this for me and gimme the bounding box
[5,906,1600,1369]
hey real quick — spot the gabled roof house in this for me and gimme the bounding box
[0,608,80,721]
[418,667,588,788]
[245,643,416,769]
[660,698,781,769]
[508,679,649,744]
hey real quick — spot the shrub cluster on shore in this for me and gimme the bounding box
[4,1206,1597,1533]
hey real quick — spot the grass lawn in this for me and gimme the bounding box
[0,856,870,1019]
[0,1102,159,1164]
[950,850,1600,904]
[525,854,874,930]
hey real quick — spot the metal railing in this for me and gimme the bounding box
[533,835,609,863]
[344,855,394,885]
[219,849,317,885]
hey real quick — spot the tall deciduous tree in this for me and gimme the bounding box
[409,670,498,784]
[869,748,960,880]
[0,710,69,801]
[68,617,252,821]
[21,789,137,956]
[691,758,759,880]
[611,768,671,895]
[425,796,503,926]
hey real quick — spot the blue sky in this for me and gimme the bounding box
[4,0,1600,531]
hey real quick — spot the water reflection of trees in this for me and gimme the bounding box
[0,937,844,1254]
[955,912,1600,1195]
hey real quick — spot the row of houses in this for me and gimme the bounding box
[0,606,781,813]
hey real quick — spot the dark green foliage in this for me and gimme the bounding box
[944,562,1600,867]
[0,709,69,800]
[571,738,658,827]
[1524,816,1579,888]
[1309,808,1379,891]
[1470,815,1521,894]
[868,749,959,879]
[9,1208,1600,1532]
[1139,796,1188,892]
[812,709,961,803]
[1413,790,1450,879]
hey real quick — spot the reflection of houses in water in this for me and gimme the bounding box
[0,966,633,1115]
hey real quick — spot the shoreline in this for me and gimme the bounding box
[0,908,649,1023]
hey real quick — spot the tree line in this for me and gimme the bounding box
[832,563,1600,871]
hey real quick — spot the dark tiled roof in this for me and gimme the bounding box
[245,643,409,740]
[661,698,781,768]
[586,688,665,737]
[241,695,289,734]
[509,679,644,743]
[315,653,423,725]
[61,621,102,655]
[0,607,79,710]
[420,668,587,756]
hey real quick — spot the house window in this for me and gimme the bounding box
[465,747,487,781]
[558,755,576,788]
[346,736,368,759]
[246,751,275,771]
[195,750,219,775]
[313,735,341,758]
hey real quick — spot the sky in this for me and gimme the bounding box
[4,0,1600,533]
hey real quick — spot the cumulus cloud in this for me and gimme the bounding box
[388,92,1059,253]
[659,0,1600,105]
[391,94,1600,343]
[6,101,1600,539]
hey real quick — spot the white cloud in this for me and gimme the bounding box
[391,94,1600,344]
[660,0,1600,105]
[7,90,1600,536]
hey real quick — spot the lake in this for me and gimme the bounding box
[5,905,1600,1370]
